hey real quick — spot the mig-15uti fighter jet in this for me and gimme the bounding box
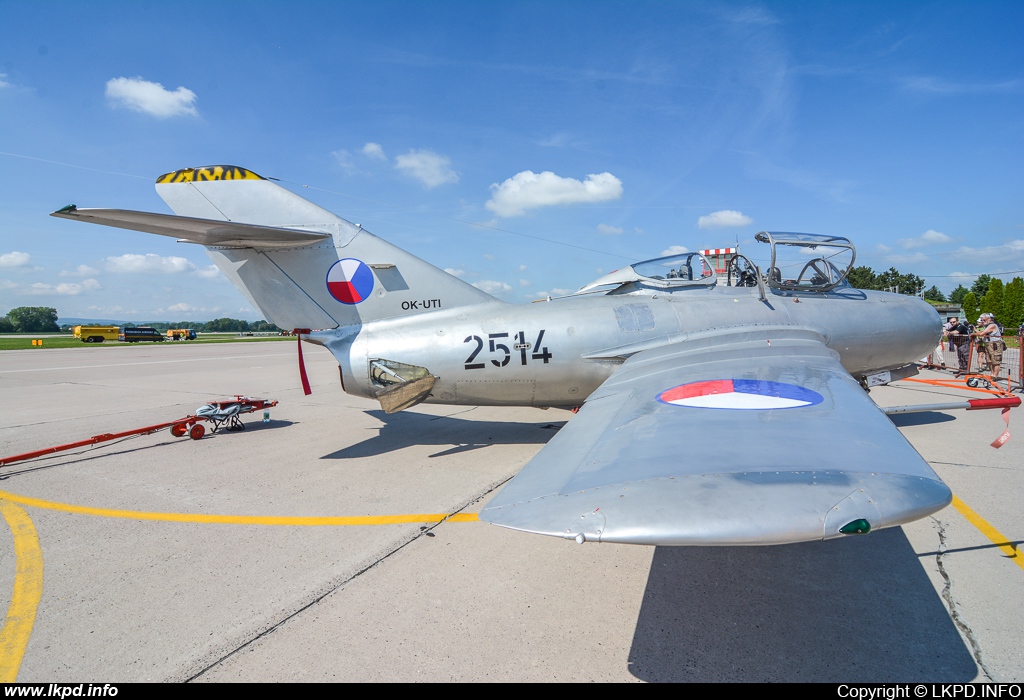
[53,165,952,547]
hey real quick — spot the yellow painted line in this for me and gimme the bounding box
[0,500,44,682]
[0,489,478,526]
[951,494,1024,572]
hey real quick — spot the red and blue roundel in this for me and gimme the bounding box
[657,379,823,410]
[326,258,374,305]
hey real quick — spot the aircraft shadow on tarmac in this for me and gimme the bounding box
[321,409,565,460]
[627,527,977,682]
[888,411,957,427]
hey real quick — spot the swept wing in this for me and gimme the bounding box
[480,328,951,545]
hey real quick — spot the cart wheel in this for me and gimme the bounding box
[967,377,980,388]
[189,424,206,440]
[171,423,187,438]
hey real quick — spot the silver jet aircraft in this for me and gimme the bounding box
[53,165,951,546]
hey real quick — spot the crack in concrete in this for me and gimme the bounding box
[932,516,994,681]
[182,475,513,683]
[929,460,1016,472]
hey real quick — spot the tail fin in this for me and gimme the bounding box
[61,165,498,331]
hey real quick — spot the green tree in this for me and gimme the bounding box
[204,318,250,332]
[971,274,992,297]
[6,307,59,333]
[0,316,13,333]
[962,292,980,326]
[923,286,946,302]
[876,267,924,295]
[1003,277,1024,330]
[848,266,877,290]
[948,284,969,305]
[979,278,1004,323]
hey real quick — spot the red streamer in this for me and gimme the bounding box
[294,329,312,396]
[990,407,1011,449]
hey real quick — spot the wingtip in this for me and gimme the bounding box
[51,204,77,217]
[481,471,953,546]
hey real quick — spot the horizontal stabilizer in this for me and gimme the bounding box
[50,207,331,249]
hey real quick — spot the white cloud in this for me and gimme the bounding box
[697,210,752,229]
[105,77,198,118]
[26,279,101,296]
[518,279,531,287]
[597,224,624,235]
[362,142,386,160]
[534,288,573,298]
[155,303,221,316]
[395,149,458,188]
[444,268,465,277]
[486,170,623,217]
[661,245,690,256]
[947,272,978,286]
[518,264,528,271]
[0,251,30,268]
[195,265,221,279]
[898,229,952,249]
[472,280,513,295]
[0,73,9,89]
[901,76,1023,95]
[105,253,197,274]
[881,252,929,266]
[331,149,355,172]
[59,264,100,277]
[952,239,1024,263]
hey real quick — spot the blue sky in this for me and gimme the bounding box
[1,1,1021,321]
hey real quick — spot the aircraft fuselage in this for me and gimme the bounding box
[317,284,940,408]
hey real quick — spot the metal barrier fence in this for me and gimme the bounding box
[924,334,1022,391]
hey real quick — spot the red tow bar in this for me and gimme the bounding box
[0,397,279,468]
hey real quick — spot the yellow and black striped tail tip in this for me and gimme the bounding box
[156,165,265,184]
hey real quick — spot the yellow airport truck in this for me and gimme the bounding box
[167,329,197,340]
[73,325,120,343]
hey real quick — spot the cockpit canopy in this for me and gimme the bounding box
[571,231,857,298]
[575,252,717,295]
[755,231,856,292]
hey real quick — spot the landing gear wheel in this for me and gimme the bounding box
[170,423,188,437]
[189,424,206,440]
[967,377,979,388]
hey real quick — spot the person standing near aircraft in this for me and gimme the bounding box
[973,313,1005,385]
[946,316,971,375]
